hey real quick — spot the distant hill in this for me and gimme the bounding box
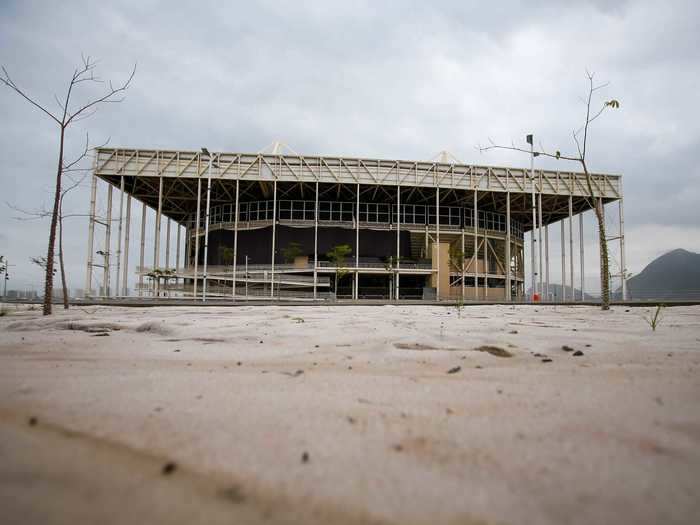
[619,249,700,300]
[527,283,596,301]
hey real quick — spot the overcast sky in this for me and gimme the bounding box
[1,0,699,295]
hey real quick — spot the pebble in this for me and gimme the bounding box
[28,416,37,426]
[162,462,177,475]
[447,366,462,374]
[573,350,584,356]
[301,452,310,463]
[542,358,553,363]
[562,345,574,352]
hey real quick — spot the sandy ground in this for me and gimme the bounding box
[0,303,699,525]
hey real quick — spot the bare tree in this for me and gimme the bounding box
[480,71,619,310]
[1,55,135,315]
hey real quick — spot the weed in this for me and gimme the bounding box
[643,304,665,331]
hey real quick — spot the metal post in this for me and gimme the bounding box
[619,180,627,301]
[245,255,249,300]
[473,190,478,299]
[270,180,277,299]
[165,218,171,270]
[154,177,162,269]
[232,179,239,300]
[104,184,112,298]
[561,219,566,302]
[569,194,574,300]
[355,182,360,300]
[506,192,511,301]
[122,194,131,297]
[138,202,146,297]
[85,172,97,297]
[461,227,465,299]
[544,224,550,301]
[202,157,213,302]
[193,179,202,298]
[579,212,584,301]
[313,181,319,300]
[115,176,124,296]
[395,184,400,301]
[484,230,488,299]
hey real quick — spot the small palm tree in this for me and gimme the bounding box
[326,244,352,296]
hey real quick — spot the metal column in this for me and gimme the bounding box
[355,183,360,300]
[202,156,213,302]
[473,190,478,299]
[85,172,97,297]
[619,179,627,301]
[461,228,465,298]
[579,213,585,301]
[538,191,543,296]
[561,219,566,301]
[395,184,400,301]
[165,218,171,270]
[436,186,440,299]
[270,180,277,298]
[154,177,162,269]
[122,194,131,297]
[530,142,537,299]
[544,224,550,300]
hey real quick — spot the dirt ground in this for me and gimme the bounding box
[1,303,699,524]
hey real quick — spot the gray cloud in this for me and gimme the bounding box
[1,0,699,291]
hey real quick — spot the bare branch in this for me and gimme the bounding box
[1,66,62,125]
[65,63,136,125]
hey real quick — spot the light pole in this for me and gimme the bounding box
[527,134,538,300]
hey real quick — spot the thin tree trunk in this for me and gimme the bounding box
[43,127,65,315]
[58,208,69,309]
[581,159,610,310]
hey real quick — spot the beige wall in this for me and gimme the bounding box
[430,242,450,299]
[448,286,505,300]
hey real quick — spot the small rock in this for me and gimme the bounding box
[314,344,319,348]
[347,416,356,424]
[446,408,454,415]
[347,366,353,370]
[541,358,553,363]
[562,345,574,352]
[301,452,310,463]
[162,462,177,475]
[497,389,503,394]
[534,353,543,357]
[475,365,483,369]
[572,350,584,356]
[392,444,403,452]
[219,485,245,503]
[625,309,630,312]
[509,330,518,334]
[174,349,180,353]
[28,416,37,426]
[259,340,263,344]
[447,366,462,374]
[237,361,242,366]
[585,344,591,348]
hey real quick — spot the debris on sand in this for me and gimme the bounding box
[301,451,310,463]
[394,342,439,350]
[474,345,513,358]
[219,485,246,503]
[447,366,462,374]
[282,369,304,377]
[562,345,574,352]
[542,358,553,363]
[161,461,177,475]
[573,350,584,357]
[28,416,37,426]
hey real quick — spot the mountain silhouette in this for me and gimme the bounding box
[619,248,700,300]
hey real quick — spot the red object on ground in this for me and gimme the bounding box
[533,293,540,302]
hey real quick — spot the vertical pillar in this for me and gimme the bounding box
[619,181,627,301]
[104,184,113,298]
[538,191,543,296]
[436,186,440,299]
[569,194,574,300]
[579,213,585,301]
[544,224,550,301]
[115,176,124,296]
[484,230,488,298]
[461,227,465,298]
[313,181,319,299]
[270,180,277,298]
[473,190,478,299]
[395,184,400,301]
[202,159,213,302]
[193,179,202,299]
[355,183,360,300]
[138,202,146,297]
[598,197,606,305]
[122,194,131,297]
[505,192,511,301]
[154,177,162,269]
[85,173,97,297]
[165,218,171,269]
[530,175,537,299]
[561,219,566,301]
[232,179,239,300]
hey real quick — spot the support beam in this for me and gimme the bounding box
[270,179,277,298]
[619,180,627,301]
[473,190,478,299]
[505,192,511,301]
[122,194,131,297]
[436,186,440,299]
[538,191,543,296]
[203,156,213,302]
[165,218,171,270]
[395,184,400,301]
[193,179,201,299]
[104,183,113,298]
[154,177,162,269]
[561,219,566,302]
[313,181,319,300]
[569,194,574,300]
[355,183,360,300]
[85,173,97,297]
[176,223,181,273]
[579,212,585,301]
[461,227,465,299]
[232,179,239,300]
[138,202,146,297]
[115,176,124,296]
[544,224,550,301]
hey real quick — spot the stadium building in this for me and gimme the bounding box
[85,144,626,301]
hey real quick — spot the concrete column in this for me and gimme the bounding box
[313,181,319,300]
[233,179,239,300]
[538,191,543,296]
[355,183,360,300]
[395,184,400,301]
[270,180,277,298]
[569,194,574,300]
[104,183,113,298]
[461,227,465,299]
[505,191,511,301]
[165,218,171,270]
[138,202,146,297]
[115,176,124,296]
[202,157,213,302]
[193,178,202,299]
[154,177,162,269]
[85,173,97,297]
[544,224,550,301]
[561,219,566,302]
[619,180,627,300]
[122,194,131,297]
[579,213,585,300]
[473,190,478,299]
[436,186,440,299]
